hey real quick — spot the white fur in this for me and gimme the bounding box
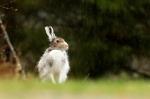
[37,49,70,83]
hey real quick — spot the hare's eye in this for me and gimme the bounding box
[56,40,60,43]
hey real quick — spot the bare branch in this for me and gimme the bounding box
[0,5,18,12]
[0,0,18,12]
[0,18,25,78]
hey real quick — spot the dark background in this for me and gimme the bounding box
[0,0,150,78]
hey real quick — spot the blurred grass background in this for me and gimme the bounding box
[0,78,149,99]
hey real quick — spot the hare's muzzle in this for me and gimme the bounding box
[64,42,69,50]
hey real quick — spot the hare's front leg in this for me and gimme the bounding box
[58,72,67,83]
[50,73,56,84]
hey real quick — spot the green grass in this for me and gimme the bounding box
[0,78,149,99]
[0,78,149,93]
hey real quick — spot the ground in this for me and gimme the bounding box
[0,78,149,99]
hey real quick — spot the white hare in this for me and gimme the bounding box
[37,26,70,83]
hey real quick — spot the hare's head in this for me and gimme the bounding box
[45,26,69,50]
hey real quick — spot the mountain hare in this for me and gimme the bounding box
[37,26,70,83]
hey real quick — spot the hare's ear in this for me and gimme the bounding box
[49,26,56,39]
[44,26,56,42]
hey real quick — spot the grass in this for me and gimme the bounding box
[0,78,149,99]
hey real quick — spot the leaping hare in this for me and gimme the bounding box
[37,26,70,83]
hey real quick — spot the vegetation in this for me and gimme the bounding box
[0,0,150,78]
